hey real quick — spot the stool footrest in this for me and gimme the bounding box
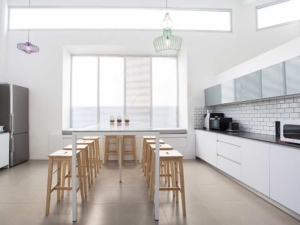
[159,187,180,191]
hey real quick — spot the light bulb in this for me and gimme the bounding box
[26,46,30,51]
[165,37,170,47]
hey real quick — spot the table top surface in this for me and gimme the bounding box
[69,122,163,132]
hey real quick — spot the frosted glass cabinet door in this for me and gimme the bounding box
[261,63,285,98]
[242,71,262,101]
[235,77,242,102]
[205,84,221,106]
[286,56,300,95]
[221,80,235,104]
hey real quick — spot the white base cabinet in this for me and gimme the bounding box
[241,139,270,197]
[0,133,9,168]
[270,144,300,214]
[195,130,300,215]
[195,130,217,166]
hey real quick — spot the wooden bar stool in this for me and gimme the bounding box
[77,140,97,181]
[148,144,173,188]
[142,136,156,171]
[104,136,120,165]
[83,136,101,171]
[144,139,165,179]
[150,150,186,216]
[45,150,84,215]
[122,135,137,164]
[63,144,90,197]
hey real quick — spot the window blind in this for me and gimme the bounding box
[125,57,151,125]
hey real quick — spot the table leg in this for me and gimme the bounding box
[72,134,77,222]
[119,135,122,183]
[154,134,160,221]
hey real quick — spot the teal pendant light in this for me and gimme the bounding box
[153,1,182,55]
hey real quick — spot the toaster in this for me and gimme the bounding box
[228,122,239,131]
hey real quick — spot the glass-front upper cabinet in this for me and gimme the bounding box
[261,62,285,98]
[205,84,221,106]
[221,80,235,104]
[242,71,262,101]
[286,56,300,95]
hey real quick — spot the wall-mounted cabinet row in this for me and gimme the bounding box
[205,56,300,106]
[195,130,300,215]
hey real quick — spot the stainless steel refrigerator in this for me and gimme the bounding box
[0,83,29,167]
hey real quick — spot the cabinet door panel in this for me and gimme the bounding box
[205,85,221,106]
[195,130,206,160]
[221,80,235,104]
[205,132,217,166]
[242,71,262,101]
[262,63,285,98]
[270,144,300,214]
[217,155,241,180]
[286,56,300,95]
[242,139,270,197]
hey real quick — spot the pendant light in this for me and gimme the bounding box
[153,0,182,55]
[17,0,39,54]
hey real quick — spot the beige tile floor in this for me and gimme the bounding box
[0,159,299,225]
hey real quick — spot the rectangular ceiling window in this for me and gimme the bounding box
[257,0,300,29]
[9,7,231,31]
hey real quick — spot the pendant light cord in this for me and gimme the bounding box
[166,0,168,11]
[27,0,30,42]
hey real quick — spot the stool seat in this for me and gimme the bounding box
[150,144,173,150]
[155,150,183,158]
[49,150,81,157]
[64,145,88,150]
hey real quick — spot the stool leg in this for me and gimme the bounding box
[150,151,155,201]
[167,162,170,187]
[68,158,71,187]
[89,146,94,184]
[146,145,151,184]
[174,161,179,202]
[77,154,84,202]
[133,137,137,164]
[142,139,145,171]
[57,160,61,202]
[104,137,108,165]
[179,158,186,216]
[91,144,97,178]
[122,137,125,165]
[85,148,91,188]
[45,157,53,215]
[82,151,88,197]
[94,141,99,173]
[61,160,66,198]
[97,139,101,169]
[171,162,176,197]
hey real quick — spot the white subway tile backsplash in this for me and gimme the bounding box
[194,95,300,135]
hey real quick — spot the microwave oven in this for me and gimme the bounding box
[280,121,300,144]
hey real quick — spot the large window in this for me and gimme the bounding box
[71,56,178,128]
[9,7,232,32]
[257,0,300,29]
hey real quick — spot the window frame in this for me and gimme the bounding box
[256,0,300,31]
[8,6,233,33]
[70,54,179,128]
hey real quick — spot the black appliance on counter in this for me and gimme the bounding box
[228,122,239,132]
[206,113,233,131]
[275,121,280,137]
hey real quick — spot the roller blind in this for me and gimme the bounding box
[125,57,151,125]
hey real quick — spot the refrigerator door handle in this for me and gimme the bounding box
[9,113,14,133]
[10,135,14,153]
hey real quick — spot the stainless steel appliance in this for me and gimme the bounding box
[0,84,29,167]
[280,121,300,144]
[275,121,280,137]
[204,112,224,130]
[228,122,239,132]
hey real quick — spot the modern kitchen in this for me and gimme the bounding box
[0,0,300,224]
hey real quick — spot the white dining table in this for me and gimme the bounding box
[70,122,161,222]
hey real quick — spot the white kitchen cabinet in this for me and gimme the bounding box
[217,141,241,163]
[195,130,217,166]
[241,139,270,196]
[204,132,217,166]
[217,155,241,180]
[195,130,206,160]
[0,133,9,168]
[270,144,300,214]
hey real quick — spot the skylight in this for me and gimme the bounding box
[257,0,300,29]
[9,7,231,32]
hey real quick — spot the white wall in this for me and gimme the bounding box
[3,0,300,159]
[0,0,8,81]
[62,48,71,130]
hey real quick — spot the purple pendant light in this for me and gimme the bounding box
[17,0,39,54]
